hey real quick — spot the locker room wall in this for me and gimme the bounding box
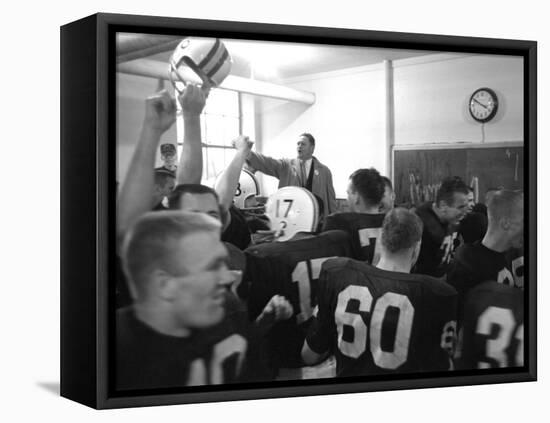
[393,53,523,145]
[257,53,523,200]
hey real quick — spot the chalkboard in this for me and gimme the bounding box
[393,144,523,206]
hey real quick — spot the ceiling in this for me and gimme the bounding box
[123,34,438,82]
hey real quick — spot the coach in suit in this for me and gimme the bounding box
[245,133,337,215]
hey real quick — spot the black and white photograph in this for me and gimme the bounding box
[33,2,545,420]
[90,19,534,403]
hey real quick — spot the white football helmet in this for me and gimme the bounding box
[214,169,261,210]
[265,187,320,242]
[169,37,232,93]
[234,169,261,210]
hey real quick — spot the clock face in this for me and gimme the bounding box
[469,88,498,123]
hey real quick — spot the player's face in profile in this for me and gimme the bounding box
[297,136,314,161]
[443,192,469,224]
[466,191,475,212]
[380,185,395,213]
[170,231,233,329]
[179,192,221,221]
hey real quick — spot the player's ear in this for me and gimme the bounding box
[151,269,179,301]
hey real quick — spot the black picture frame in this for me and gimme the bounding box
[60,12,537,409]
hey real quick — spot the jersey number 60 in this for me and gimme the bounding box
[335,285,414,370]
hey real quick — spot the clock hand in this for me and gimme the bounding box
[473,98,488,109]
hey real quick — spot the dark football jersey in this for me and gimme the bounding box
[413,202,459,277]
[458,212,488,244]
[457,281,524,370]
[306,258,458,376]
[505,247,525,290]
[447,242,523,322]
[115,292,267,390]
[222,205,252,250]
[323,212,386,263]
[243,230,353,368]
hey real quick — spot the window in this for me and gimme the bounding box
[176,89,241,185]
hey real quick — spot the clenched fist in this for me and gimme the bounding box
[143,89,177,134]
[232,135,254,155]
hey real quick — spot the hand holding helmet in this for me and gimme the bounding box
[169,37,232,93]
[177,84,209,117]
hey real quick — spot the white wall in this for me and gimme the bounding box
[257,65,387,198]
[256,53,524,199]
[394,54,524,145]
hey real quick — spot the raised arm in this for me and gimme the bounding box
[176,84,209,184]
[117,89,176,246]
[246,151,286,179]
[215,135,254,211]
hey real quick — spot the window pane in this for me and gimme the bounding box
[177,87,240,182]
[203,147,233,184]
[203,89,240,118]
[204,114,240,146]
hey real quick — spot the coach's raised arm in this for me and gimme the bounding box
[244,133,337,215]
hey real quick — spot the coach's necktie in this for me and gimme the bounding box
[300,160,307,187]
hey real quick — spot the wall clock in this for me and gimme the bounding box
[469,87,499,123]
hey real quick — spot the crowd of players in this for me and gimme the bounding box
[115,83,525,390]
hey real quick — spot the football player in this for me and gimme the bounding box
[322,168,387,264]
[447,190,524,320]
[302,208,458,376]
[413,176,470,277]
[243,187,354,377]
[457,186,488,244]
[456,280,524,370]
[117,84,207,246]
[116,211,268,389]
[116,84,208,308]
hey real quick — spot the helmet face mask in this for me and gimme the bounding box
[169,37,232,93]
[265,187,320,242]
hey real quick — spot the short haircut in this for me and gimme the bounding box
[154,168,175,188]
[299,133,315,146]
[436,176,469,206]
[381,207,423,253]
[349,168,385,206]
[381,176,393,190]
[122,211,221,299]
[487,189,524,224]
[168,184,220,210]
